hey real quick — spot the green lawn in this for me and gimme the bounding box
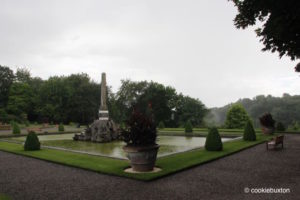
[158,128,249,137]
[0,194,11,200]
[0,134,273,181]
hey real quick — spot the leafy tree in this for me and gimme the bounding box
[16,67,31,83]
[175,94,207,127]
[6,83,34,120]
[205,127,223,151]
[64,74,100,124]
[209,94,300,128]
[0,65,15,108]
[38,76,70,123]
[0,109,9,123]
[243,120,256,141]
[230,0,300,70]
[225,104,250,129]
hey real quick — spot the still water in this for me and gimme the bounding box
[11,134,232,159]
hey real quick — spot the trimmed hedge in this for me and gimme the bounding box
[12,122,21,134]
[205,127,223,151]
[58,123,64,132]
[184,121,193,133]
[158,121,165,129]
[24,131,40,151]
[243,121,256,141]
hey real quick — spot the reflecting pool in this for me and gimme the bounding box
[9,134,232,159]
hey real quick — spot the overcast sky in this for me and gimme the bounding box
[0,0,299,108]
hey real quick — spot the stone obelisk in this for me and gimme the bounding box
[99,73,109,120]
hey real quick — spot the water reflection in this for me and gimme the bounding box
[11,134,232,159]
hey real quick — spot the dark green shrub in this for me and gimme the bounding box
[276,122,286,131]
[293,122,299,130]
[243,121,256,141]
[205,127,223,151]
[25,120,30,127]
[184,121,193,133]
[12,122,21,134]
[0,109,9,123]
[58,123,64,132]
[24,131,40,151]
[158,121,165,129]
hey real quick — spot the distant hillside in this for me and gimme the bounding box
[205,94,300,128]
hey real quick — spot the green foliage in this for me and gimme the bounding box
[184,121,193,133]
[6,82,33,116]
[1,65,208,127]
[243,121,256,141]
[24,131,40,151]
[0,65,15,108]
[225,104,250,129]
[209,94,300,128]
[230,0,300,62]
[205,127,223,151]
[158,121,165,129]
[276,122,286,132]
[114,80,207,128]
[122,110,157,146]
[12,122,21,134]
[25,120,30,127]
[58,123,64,132]
[0,109,9,123]
[293,122,299,131]
[16,67,31,83]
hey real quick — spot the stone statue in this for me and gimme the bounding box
[73,73,119,142]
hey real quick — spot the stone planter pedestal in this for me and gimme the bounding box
[123,144,160,172]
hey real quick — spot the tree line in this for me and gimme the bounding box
[206,94,300,128]
[0,65,207,127]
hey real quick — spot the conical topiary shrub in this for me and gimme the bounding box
[185,121,193,133]
[24,131,40,151]
[243,121,256,141]
[58,123,64,132]
[12,122,21,134]
[205,127,223,151]
[158,121,165,129]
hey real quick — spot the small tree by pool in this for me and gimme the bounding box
[205,127,223,151]
[24,131,40,151]
[243,121,256,141]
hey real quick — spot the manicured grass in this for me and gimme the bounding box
[160,128,263,133]
[0,194,11,200]
[0,134,273,181]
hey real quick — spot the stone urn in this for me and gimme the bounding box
[261,126,275,135]
[123,144,160,172]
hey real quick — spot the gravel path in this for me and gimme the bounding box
[1,134,300,200]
